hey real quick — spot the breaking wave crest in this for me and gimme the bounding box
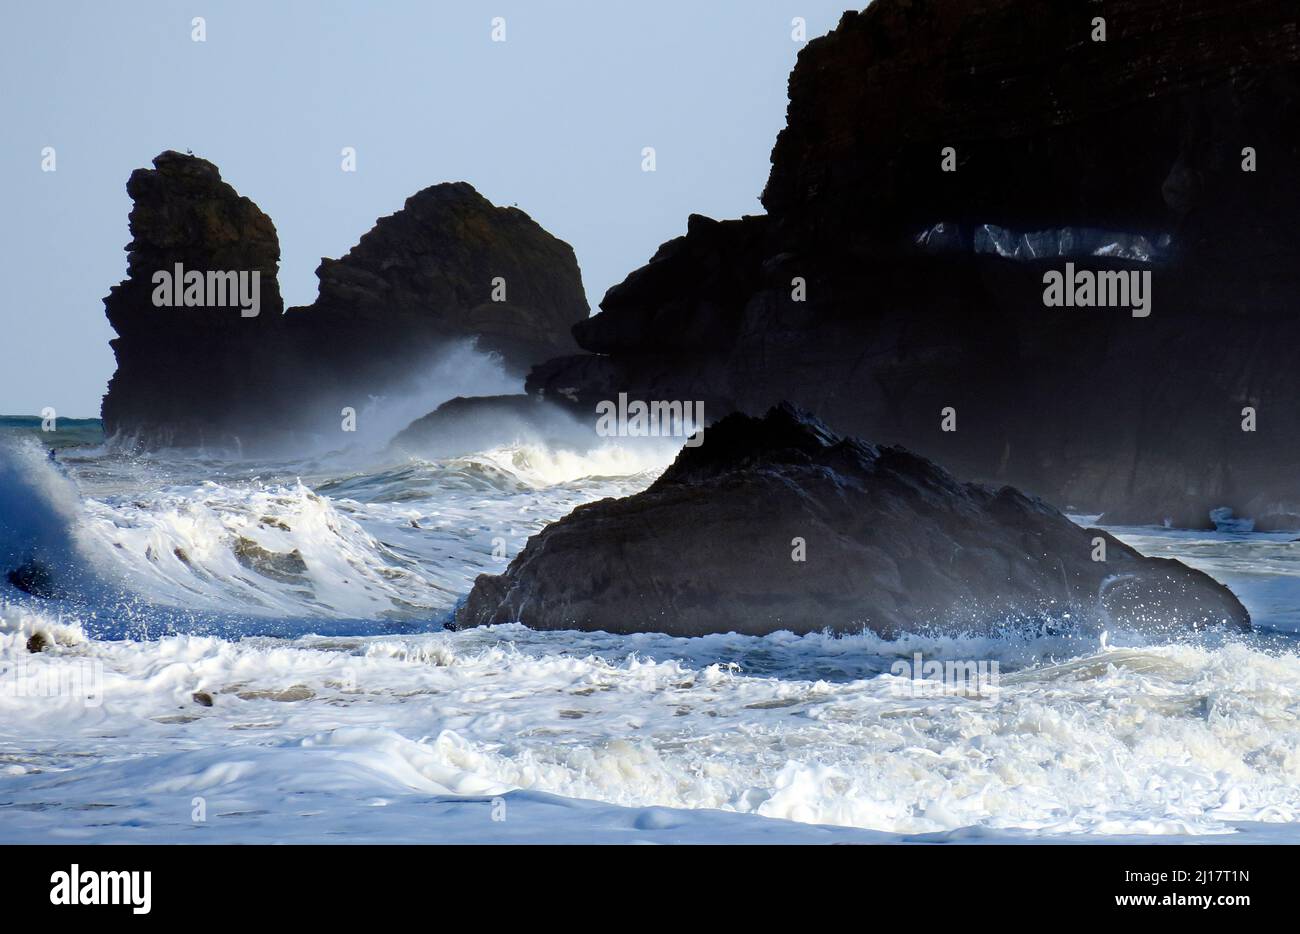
[0,433,673,630]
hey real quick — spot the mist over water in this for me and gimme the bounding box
[334,341,523,456]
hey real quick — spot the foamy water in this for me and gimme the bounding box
[2,415,1299,843]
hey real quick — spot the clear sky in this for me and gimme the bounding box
[0,0,858,417]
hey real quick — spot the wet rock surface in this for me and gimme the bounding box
[389,394,594,459]
[456,405,1251,637]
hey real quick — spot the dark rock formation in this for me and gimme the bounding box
[762,0,1300,263]
[529,0,1300,529]
[101,151,286,447]
[101,153,587,448]
[456,405,1250,637]
[285,183,584,380]
[389,394,595,459]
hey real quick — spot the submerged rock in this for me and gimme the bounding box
[7,558,58,600]
[232,537,308,584]
[390,394,595,460]
[455,405,1250,637]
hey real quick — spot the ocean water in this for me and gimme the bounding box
[2,411,1299,844]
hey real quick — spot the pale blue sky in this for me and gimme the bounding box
[0,1,856,416]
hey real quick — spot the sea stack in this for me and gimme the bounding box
[101,151,286,448]
[101,152,589,449]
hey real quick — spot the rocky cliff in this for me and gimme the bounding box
[101,153,587,448]
[528,0,1300,528]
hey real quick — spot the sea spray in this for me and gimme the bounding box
[0,438,102,599]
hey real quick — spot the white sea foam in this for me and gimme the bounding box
[2,600,1298,842]
[3,429,1299,843]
